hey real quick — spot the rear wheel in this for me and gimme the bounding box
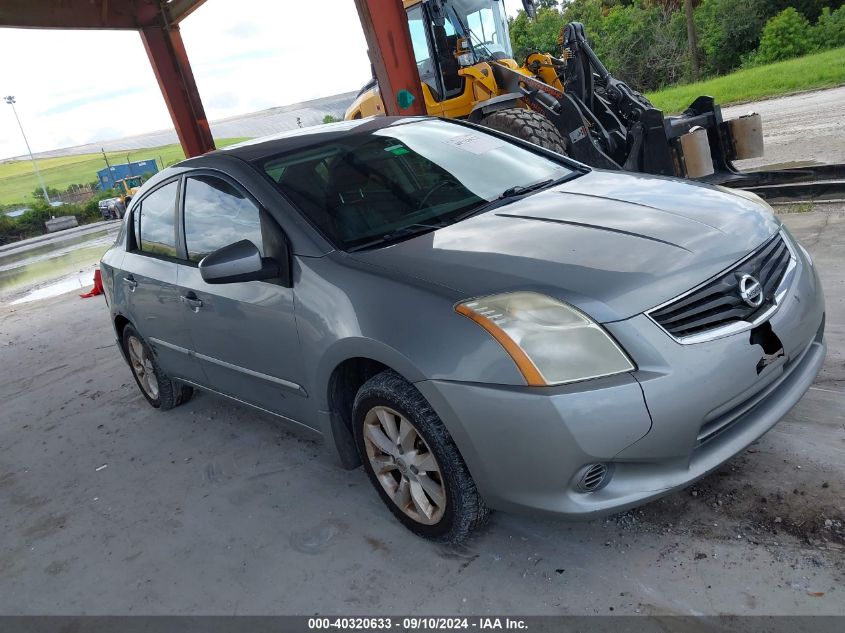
[353,370,489,543]
[122,324,192,410]
[481,107,568,155]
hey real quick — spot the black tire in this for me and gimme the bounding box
[481,107,568,155]
[353,370,489,543]
[121,324,192,410]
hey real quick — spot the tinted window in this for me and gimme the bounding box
[183,175,263,263]
[137,181,178,257]
[261,119,575,250]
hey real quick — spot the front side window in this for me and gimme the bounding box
[182,175,264,263]
[260,119,577,251]
[457,0,511,58]
[408,6,431,65]
[136,180,178,257]
[408,5,441,97]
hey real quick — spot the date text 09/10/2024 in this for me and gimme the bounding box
[307,617,528,630]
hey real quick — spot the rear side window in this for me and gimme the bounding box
[136,181,178,257]
[183,175,264,263]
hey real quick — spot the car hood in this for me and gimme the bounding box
[348,170,781,322]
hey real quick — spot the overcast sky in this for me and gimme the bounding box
[0,0,524,161]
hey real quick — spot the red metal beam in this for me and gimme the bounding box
[141,23,215,157]
[353,0,425,116]
[0,0,205,29]
[0,0,159,29]
[164,0,210,24]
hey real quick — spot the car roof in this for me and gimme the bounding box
[204,116,427,164]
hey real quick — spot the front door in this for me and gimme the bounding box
[121,179,203,383]
[175,174,310,424]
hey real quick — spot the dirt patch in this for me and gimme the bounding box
[608,453,845,559]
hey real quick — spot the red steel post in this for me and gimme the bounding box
[353,0,426,116]
[140,23,215,157]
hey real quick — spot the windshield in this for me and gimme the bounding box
[259,119,577,251]
[447,0,513,61]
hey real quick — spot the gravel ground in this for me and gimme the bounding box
[0,209,842,616]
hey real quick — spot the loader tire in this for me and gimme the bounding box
[481,107,568,156]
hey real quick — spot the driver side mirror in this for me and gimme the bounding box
[522,0,537,19]
[199,239,284,285]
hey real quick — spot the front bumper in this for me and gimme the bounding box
[416,244,826,517]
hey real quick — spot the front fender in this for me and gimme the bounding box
[467,92,523,122]
[295,255,527,413]
[313,336,428,412]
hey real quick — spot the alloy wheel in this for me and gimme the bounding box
[362,406,446,525]
[127,335,159,400]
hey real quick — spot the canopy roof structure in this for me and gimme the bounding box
[0,0,424,158]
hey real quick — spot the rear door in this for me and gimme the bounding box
[174,172,310,424]
[120,178,204,383]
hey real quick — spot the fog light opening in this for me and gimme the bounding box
[575,463,612,493]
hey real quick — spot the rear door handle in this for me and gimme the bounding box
[123,276,138,291]
[180,292,203,311]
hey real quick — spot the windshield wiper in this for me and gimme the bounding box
[499,179,555,199]
[451,176,564,224]
[347,223,445,252]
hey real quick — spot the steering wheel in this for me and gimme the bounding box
[417,180,456,210]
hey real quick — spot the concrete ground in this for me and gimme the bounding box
[0,209,842,616]
[724,86,845,170]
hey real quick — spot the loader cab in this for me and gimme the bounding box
[344,0,518,121]
[409,0,514,102]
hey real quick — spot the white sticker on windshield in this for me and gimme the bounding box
[446,133,506,155]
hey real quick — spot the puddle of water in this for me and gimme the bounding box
[10,274,92,305]
[0,228,112,267]
[0,239,110,298]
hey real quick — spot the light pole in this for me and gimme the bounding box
[4,95,51,204]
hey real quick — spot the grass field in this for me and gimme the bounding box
[647,47,845,114]
[0,138,249,206]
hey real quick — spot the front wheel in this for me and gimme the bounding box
[353,370,489,543]
[481,107,569,155]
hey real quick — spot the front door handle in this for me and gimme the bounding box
[180,292,203,311]
[123,276,138,291]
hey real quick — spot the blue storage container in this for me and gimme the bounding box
[97,159,159,190]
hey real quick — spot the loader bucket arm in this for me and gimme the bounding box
[495,21,766,183]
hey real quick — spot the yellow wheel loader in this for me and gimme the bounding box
[346,0,772,186]
[113,175,143,206]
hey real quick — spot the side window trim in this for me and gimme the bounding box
[176,176,189,261]
[128,175,183,262]
[418,4,445,100]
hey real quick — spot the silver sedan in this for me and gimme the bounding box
[100,117,826,543]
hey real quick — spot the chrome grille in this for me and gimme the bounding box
[649,233,793,340]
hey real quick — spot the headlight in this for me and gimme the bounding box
[456,291,635,386]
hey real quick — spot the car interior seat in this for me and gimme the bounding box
[325,155,390,242]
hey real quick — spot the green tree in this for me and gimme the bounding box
[32,185,60,201]
[596,3,688,90]
[812,6,845,50]
[509,6,567,60]
[751,7,813,64]
[322,114,341,124]
[765,0,845,23]
[0,213,17,244]
[694,0,766,74]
